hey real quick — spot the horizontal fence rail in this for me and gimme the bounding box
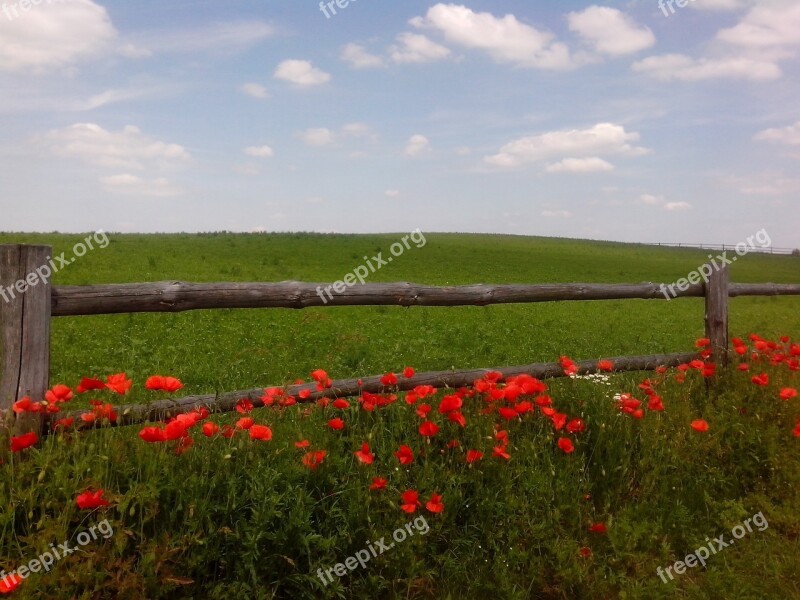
[50,281,800,316]
[41,351,699,435]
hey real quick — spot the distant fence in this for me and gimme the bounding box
[652,242,799,256]
[2,244,800,439]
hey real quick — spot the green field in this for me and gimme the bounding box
[1,232,799,599]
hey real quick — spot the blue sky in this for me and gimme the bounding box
[0,0,798,246]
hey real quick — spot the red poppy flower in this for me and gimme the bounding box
[10,432,38,452]
[566,418,586,434]
[45,384,73,404]
[438,395,462,414]
[327,418,345,431]
[145,376,183,392]
[370,477,387,491]
[164,420,188,441]
[690,419,709,432]
[695,338,711,348]
[579,547,592,558]
[751,373,769,386]
[495,429,509,445]
[394,445,414,465]
[298,389,312,399]
[302,450,327,470]
[631,409,644,420]
[202,422,219,437]
[12,397,41,414]
[498,407,518,421]
[400,490,421,513]
[138,426,166,443]
[380,372,398,386]
[416,403,432,418]
[535,395,552,407]
[466,449,484,463]
[426,493,444,514]
[236,417,254,430]
[310,369,328,382]
[54,417,74,429]
[105,373,132,395]
[249,424,273,441]
[447,411,467,427]
[597,359,614,372]
[588,522,607,534]
[174,436,194,456]
[779,388,797,401]
[332,398,350,409]
[793,423,800,438]
[355,442,374,465]
[419,421,439,437]
[551,412,568,431]
[75,488,110,510]
[0,572,22,593]
[235,399,254,414]
[492,445,511,460]
[76,377,105,393]
[446,439,461,449]
[647,395,664,412]
[403,367,415,378]
[294,439,310,448]
[557,437,574,454]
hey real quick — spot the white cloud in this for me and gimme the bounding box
[410,3,573,69]
[404,134,431,156]
[274,60,331,87]
[244,145,274,158]
[389,33,452,64]
[485,123,648,169]
[42,123,190,170]
[297,128,335,147]
[663,201,693,211]
[541,210,572,218]
[755,120,800,146]
[545,157,614,173]
[240,83,270,99]
[295,123,375,148]
[121,21,274,56]
[340,43,385,68]
[632,53,781,81]
[717,3,800,50]
[0,0,116,72]
[639,194,663,205]
[689,0,756,11]
[567,6,655,56]
[385,189,401,197]
[99,174,183,197]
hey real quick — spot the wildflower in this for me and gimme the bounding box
[380,372,398,386]
[235,417,254,430]
[419,421,439,437]
[235,399,254,414]
[302,450,327,470]
[579,547,592,558]
[426,493,445,514]
[751,373,769,386]
[294,439,311,449]
[597,359,614,372]
[249,425,273,441]
[466,450,484,463]
[45,384,73,404]
[588,523,607,534]
[355,443,374,465]
[492,445,511,461]
[370,477,387,491]
[105,373,132,395]
[394,445,414,465]
[10,432,38,452]
[690,419,709,432]
[75,489,110,510]
[327,418,345,431]
[403,367,415,378]
[76,377,105,393]
[202,422,219,437]
[400,490,421,513]
[566,418,586,434]
[779,388,797,401]
[557,437,574,454]
[145,376,183,392]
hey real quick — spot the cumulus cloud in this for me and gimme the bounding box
[632,54,781,81]
[716,3,800,51]
[639,194,664,205]
[545,157,614,174]
[410,3,573,69]
[244,145,274,158]
[389,33,452,64]
[340,43,385,68]
[567,6,655,56]
[240,83,270,99]
[42,123,190,170]
[296,123,374,148]
[0,0,116,72]
[755,120,800,145]
[404,134,431,156]
[274,59,331,86]
[663,201,693,211]
[485,123,648,169]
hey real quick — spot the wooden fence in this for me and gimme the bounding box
[2,243,800,439]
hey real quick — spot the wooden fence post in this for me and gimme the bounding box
[704,263,729,367]
[1,244,51,441]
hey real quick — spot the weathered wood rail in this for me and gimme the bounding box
[1,243,799,438]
